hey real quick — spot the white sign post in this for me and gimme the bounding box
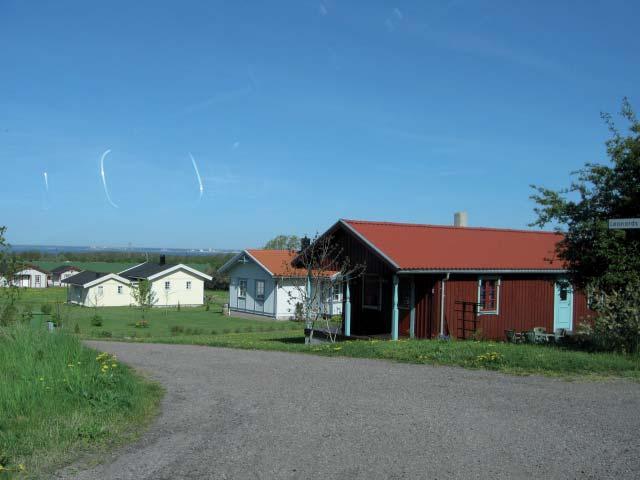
[608,218,640,229]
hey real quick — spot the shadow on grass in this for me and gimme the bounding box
[267,336,306,344]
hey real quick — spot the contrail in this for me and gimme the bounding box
[100,149,119,208]
[189,152,204,200]
[43,171,48,191]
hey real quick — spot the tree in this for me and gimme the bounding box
[0,226,20,326]
[284,233,364,343]
[531,99,640,352]
[264,235,301,251]
[531,98,640,292]
[131,280,157,324]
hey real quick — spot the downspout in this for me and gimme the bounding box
[439,272,450,338]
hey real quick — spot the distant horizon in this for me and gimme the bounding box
[7,243,239,256]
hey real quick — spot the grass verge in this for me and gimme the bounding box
[0,324,162,477]
[119,330,640,380]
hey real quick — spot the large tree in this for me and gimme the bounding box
[531,98,640,293]
[264,234,301,251]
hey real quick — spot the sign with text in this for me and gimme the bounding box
[608,218,640,229]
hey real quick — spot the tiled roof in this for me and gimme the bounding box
[246,249,306,277]
[62,271,109,285]
[342,219,564,271]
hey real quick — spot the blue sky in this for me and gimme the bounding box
[1,0,638,249]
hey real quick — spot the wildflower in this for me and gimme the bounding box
[18,464,26,472]
[111,363,117,368]
[67,364,74,367]
[77,361,82,365]
[39,377,44,381]
[0,465,4,471]
[333,346,342,350]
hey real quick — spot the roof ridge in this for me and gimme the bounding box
[341,219,562,236]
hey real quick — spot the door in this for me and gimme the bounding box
[398,279,412,336]
[554,281,573,331]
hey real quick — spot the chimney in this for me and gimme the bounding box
[159,254,166,265]
[300,236,311,252]
[454,211,468,227]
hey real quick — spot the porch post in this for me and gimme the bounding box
[344,278,351,337]
[392,274,399,341]
[409,278,415,338]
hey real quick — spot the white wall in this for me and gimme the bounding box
[70,279,133,307]
[13,268,48,288]
[150,268,206,307]
[275,278,306,319]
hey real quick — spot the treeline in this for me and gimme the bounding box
[12,250,233,270]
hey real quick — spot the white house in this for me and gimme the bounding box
[219,249,342,320]
[63,271,133,307]
[63,256,212,307]
[4,264,50,288]
[49,265,82,286]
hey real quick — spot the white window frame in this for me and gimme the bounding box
[477,277,500,315]
[255,280,265,301]
[186,281,192,290]
[362,274,382,311]
[97,285,104,296]
[117,285,123,294]
[238,279,247,299]
[164,281,171,291]
[35,275,41,284]
[332,284,342,302]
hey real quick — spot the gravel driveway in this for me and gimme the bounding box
[57,341,640,480]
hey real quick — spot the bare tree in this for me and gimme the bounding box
[283,234,364,343]
[0,226,21,326]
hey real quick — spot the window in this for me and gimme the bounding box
[478,277,500,314]
[164,281,171,290]
[117,285,123,294]
[256,280,265,301]
[97,286,104,296]
[362,275,382,310]
[332,284,342,301]
[186,281,192,290]
[398,280,411,309]
[238,279,247,299]
[35,275,41,284]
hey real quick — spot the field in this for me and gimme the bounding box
[5,288,301,341]
[0,324,162,476]
[32,261,210,274]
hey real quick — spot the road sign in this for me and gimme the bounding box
[608,218,640,229]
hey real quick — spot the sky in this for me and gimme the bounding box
[1,0,639,249]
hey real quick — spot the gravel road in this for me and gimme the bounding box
[56,341,640,480]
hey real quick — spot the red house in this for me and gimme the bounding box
[319,217,593,341]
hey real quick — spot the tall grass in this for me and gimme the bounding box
[0,324,162,476]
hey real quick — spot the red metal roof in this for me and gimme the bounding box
[246,249,306,277]
[342,219,565,271]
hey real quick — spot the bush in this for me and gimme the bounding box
[74,323,80,334]
[40,304,53,316]
[20,305,33,323]
[135,320,149,329]
[294,302,304,322]
[99,330,112,338]
[170,325,185,336]
[90,315,103,327]
[590,283,640,353]
[210,329,218,335]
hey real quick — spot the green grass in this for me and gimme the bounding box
[125,332,640,380]
[0,324,162,476]
[31,261,209,274]
[4,288,299,341]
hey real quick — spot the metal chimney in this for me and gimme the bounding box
[454,211,468,227]
[159,254,166,265]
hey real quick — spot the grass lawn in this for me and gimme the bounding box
[129,332,640,380]
[0,324,162,476]
[6,288,300,341]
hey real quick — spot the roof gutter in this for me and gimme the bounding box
[398,269,566,274]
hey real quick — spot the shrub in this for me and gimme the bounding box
[99,330,112,338]
[21,305,33,323]
[74,323,81,334]
[135,320,149,329]
[210,330,218,335]
[170,325,185,336]
[40,304,53,316]
[590,283,640,353]
[90,315,103,327]
[294,302,304,322]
